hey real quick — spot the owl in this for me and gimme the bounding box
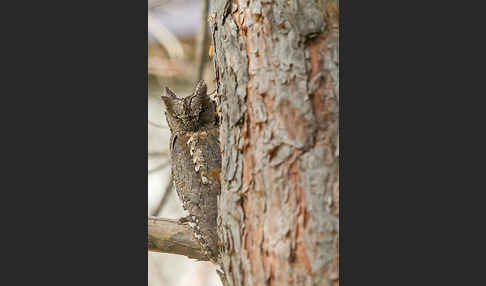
[161,80,221,263]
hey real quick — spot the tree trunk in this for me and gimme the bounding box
[209,0,339,285]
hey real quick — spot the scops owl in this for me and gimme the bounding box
[161,80,221,263]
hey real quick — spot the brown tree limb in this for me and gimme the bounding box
[151,178,173,216]
[148,120,168,129]
[148,160,170,174]
[195,0,210,81]
[148,150,169,157]
[147,216,208,261]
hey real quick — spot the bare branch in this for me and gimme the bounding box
[148,11,185,59]
[148,150,169,157]
[152,177,173,216]
[195,0,210,81]
[148,216,208,261]
[148,120,168,129]
[148,0,172,10]
[148,160,170,174]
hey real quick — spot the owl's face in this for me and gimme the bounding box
[161,80,209,132]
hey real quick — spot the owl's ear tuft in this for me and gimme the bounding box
[161,88,183,117]
[193,80,207,99]
[189,80,208,117]
[164,87,177,98]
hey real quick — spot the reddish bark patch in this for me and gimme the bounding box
[277,98,313,146]
[295,211,313,275]
[290,158,313,275]
[307,35,327,77]
[307,35,330,126]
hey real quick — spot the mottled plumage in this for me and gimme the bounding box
[161,80,221,263]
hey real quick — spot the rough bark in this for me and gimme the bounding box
[209,0,339,285]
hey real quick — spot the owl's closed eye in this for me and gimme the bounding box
[161,80,213,133]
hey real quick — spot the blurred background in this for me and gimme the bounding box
[148,0,220,285]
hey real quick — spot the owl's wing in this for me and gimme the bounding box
[170,129,221,259]
[170,132,201,214]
